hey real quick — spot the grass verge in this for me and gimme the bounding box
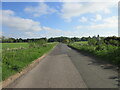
[2,42,57,81]
[68,42,120,66]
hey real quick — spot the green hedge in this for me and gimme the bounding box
[69,42,120,66]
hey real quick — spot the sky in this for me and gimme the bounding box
[1,1,119,38]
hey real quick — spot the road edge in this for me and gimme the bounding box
[2,43,58,88]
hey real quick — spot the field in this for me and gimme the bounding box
[2,43,29,49]
[68,41,120,66]
[71,41,88,45]
[2,42,57,80]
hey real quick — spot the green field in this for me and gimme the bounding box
[2,43,29,49]
[2,42,57,81]
[70,41,88,45]
[69,41,120,66]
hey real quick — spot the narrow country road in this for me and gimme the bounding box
[8,43,118,88]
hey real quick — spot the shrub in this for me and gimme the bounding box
[28,39,47,48]
[69,41,120,66]
[88,38,97,46]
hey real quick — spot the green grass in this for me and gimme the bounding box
[72,41,88,45]
[69,42,120,66]
[2,42,57,81]
[2,43,29,49]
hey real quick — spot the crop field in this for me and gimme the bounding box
[69,41,120,66]
[2,42,57,81]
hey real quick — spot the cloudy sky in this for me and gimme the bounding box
[1,1,118,38]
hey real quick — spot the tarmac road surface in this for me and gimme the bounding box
[8,43,118,88]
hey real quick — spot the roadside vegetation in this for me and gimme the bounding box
[1,35,120,81]
[68,35,120,66]
[2,38,57,81]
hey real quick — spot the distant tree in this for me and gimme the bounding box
[71,37,80,42]
[104,36,120,46]
[80,37,89,41]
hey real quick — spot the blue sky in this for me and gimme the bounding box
[1,1,118,38]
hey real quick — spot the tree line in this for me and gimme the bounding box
[0,36,120,46]
[0,36,90,43]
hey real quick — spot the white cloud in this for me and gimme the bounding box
[42,26,64,37]
[61,3,82,22]
[26,16,118,38]
[43,26,62,32]
[74,16,118,37]
[24,32,43,38]
[24,2,56,17]
[90,16,118,29]
[75,16,118,30]
[96,14,102,21]
[91,14,102,22]
[59,0,119,2]
[75,26,83,30]
[104,8,111,14]
[25,32,35,36]
[1,10,42,32]
[61,2,116,21]
[42,26,75,37]
[2,0,119,2]
[79,17,88,22]
[2,10,15,16]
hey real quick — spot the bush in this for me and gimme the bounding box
[28,39,47,48]
[95,44,107,51]
[88,38,97,46]
[69,41,120,66]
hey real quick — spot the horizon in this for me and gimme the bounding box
[0,35,118,40]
